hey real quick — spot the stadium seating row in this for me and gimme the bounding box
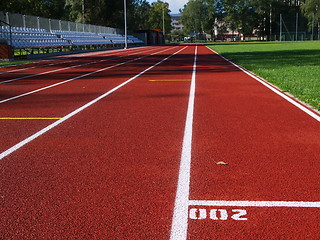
[1,26,47,33]
[0,26,144,49]
[11,39,70,48]
[51,30,97,36]
[1,32,58,40]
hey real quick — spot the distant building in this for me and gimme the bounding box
[170,13,184,32]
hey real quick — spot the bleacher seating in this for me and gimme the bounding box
[52,30,112,46]
[0,26,144,53]
[51,30,97,36]
[99,33,144,45]
[128,35,144,44]
[0,26,70,48]
[99,33,126,44]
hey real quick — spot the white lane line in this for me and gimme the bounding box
[0,47,156,84]
[170,46,198,240]
[189,200,320,208]
[0,59,74,75]
[206,46,320,122]
[0,46,188,160]
[0,46,148,75]
[0,46,177,104]
[66,46,148,58]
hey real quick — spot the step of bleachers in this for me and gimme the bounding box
[0,26,144,51]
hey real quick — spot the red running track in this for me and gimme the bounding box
[0,45,319,239]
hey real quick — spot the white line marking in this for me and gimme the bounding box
[170,46,198,240]
[0,46,177,104]
[59,46,148,58]
[206,46,320,122]
[0,46,187,160]
[189,200,320,208]
[0,60,74,75]
[0,46,149,74]
[0,47,156,84]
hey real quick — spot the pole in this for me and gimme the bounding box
[295,12,298,41]
[312,12,314,40]
[269,4,272,40]
[280,14,282,42]
[82,0,85,23]
[124,0,128,49]
[162,1,165,42]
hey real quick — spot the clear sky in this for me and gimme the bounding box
[147,0,188,14]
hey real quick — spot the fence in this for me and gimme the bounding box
[0,11,124,35]
[271,12,319,41]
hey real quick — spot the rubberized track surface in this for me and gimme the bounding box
[1,45,319,239]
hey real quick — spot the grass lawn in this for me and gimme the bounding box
[0,60,40,67]
[207,41,320,111]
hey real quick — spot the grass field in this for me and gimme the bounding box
[207,41,320,111]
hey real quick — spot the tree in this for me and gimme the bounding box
[181,0,216,37]
[301,0,320,32]
[127,0,151,29]
[147,0,172,33]
[224,0,260,37]
[0,0,67,20]
[180,0,309,40]
[65,0,152,30]
[65,0,84,23]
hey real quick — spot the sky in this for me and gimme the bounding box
[147,0,188,14]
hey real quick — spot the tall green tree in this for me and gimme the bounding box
[128,0,151,29]
[224,0,260,36]
[301,0,320,31]
[181,0,210,35]
[66,0,123,27]
[181,0,306,39]
[65,0,151,30]
[65,0,83,22]
[0,0,67,20]
[147,0,172,33]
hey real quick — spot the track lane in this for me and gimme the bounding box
[2,44,319,239]
[0,46,175,103]
[0,47,156,84]
[0,46,180,152]
[0,46,196,239]
[0,47,149,75]
[187,46,320,239]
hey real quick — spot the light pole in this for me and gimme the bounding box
[82,0,85,23]
[124,0,128,49]
[162,1,165,42]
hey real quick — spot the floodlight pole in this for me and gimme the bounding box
[312,13,314,40]
[269,4,272,41]
[162,1,165,42]
[280,14,282,42]
[82,0,85,23]
[295,13,298,41]
[124,0,128,49]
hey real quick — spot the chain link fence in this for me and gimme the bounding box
[0,11,124,35]
[271,12,319,41]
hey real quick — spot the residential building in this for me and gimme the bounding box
[170,13,184,32]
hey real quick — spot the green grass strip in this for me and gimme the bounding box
[0,60,40,67]
[207,41,320,111]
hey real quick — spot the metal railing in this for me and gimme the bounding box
[0,11,123,35]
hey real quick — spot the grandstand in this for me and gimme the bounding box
[0,11,144,59]
[0,26,144,54]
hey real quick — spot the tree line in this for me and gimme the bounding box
[1,0,318,38]
[0,0,172,32]
[180,0,319,38]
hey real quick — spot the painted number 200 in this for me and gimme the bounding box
[189,208,248,221]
